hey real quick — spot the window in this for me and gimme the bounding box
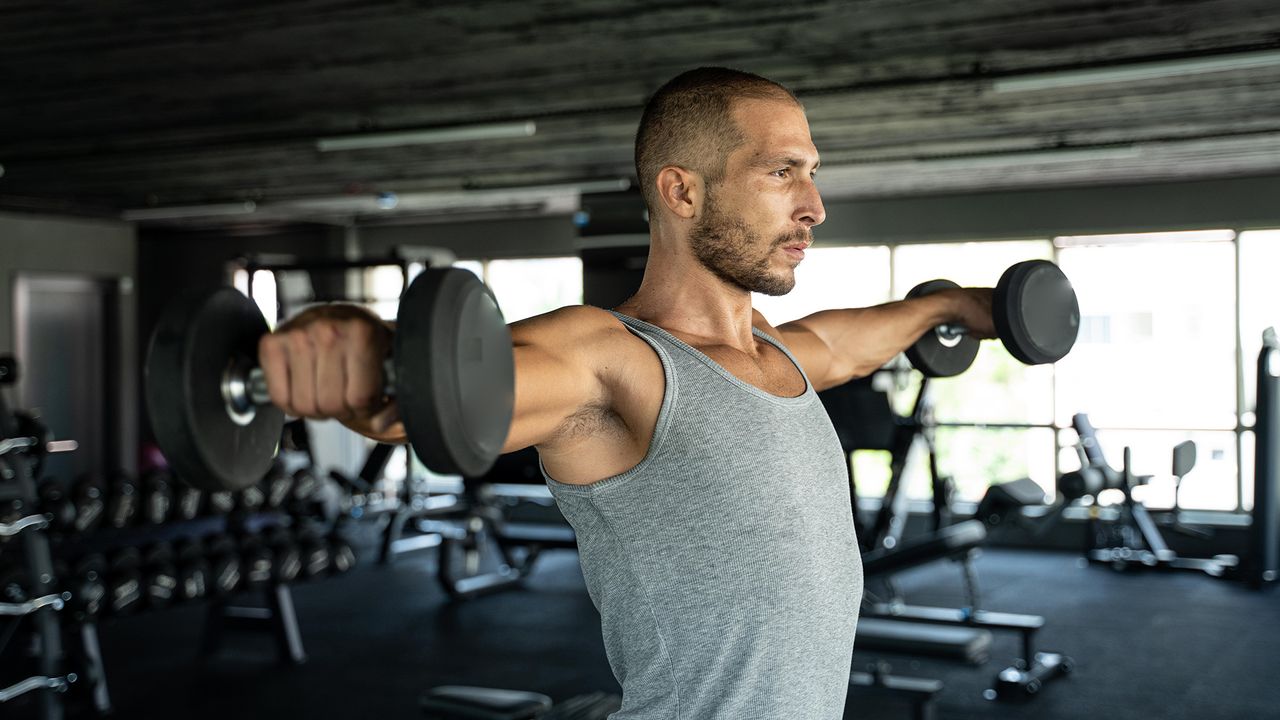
[1240,230,1280,428]
[485,257,584,322]
[1054,233,1237,431]
[752,246,891,324]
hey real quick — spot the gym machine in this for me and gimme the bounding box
[1245,328,1279,589]
[1063,413,1240,577]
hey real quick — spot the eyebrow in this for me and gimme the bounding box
[751,154,821,171]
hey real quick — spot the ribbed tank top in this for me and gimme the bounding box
[543,311,863,719]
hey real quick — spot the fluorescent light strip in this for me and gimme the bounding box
[316,121,536,152]
[1055,229,1236,247]
[121,200,257,221]
[916,145,1142,169]
[994,49,1280,93]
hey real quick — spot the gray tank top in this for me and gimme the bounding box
[543,311,863,720]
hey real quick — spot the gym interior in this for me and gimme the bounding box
[2,3,1279,719]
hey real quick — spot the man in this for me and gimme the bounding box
[259,67,995,719]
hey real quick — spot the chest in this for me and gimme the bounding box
[698,339,808,398]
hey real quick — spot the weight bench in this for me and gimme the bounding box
[858,517,1073,699]
[420,686,619,720]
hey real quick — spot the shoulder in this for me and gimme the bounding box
[510,305,656,374]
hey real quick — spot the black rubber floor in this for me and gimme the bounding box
[17,540,1280,719]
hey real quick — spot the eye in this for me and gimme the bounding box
[772,168,790,178]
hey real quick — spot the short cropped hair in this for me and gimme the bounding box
[634,67,800,211]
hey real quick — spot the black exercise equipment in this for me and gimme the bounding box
[141,543,178,610]
[173,483,203,521]
[327,532,356,575]
[1071,413,1239,577]
[419,686,622,720]
[239,535,274,591]
[905,259,1080,378]
[144,267,514,491]
[140,471,172,525]
[205,535,243,598]
[71,479,105,535]
[207,490,236,516]
[1247,328,1280,588]
[263,463,292,509]
[296,527,331,579]
[37,480,76,534]
[264,527,302,584]
[104,549,143,616]
[104,474,138,529]
[65,555,106,621]
[857,488,1073,701]
[174,540,210,603]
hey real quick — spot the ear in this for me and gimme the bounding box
[654,166,702,220]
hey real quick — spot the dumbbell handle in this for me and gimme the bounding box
[222,360,397,418]
[933,324,970,347]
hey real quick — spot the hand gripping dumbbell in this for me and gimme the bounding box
[905,259,1081,377]
[144,268,514,492]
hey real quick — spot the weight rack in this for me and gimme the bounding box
[0,356,83,719]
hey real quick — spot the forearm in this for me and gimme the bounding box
[784,292,960,388]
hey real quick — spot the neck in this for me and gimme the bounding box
[615,226,758,351]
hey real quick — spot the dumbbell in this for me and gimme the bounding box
[106,549,144,616]
[204,534,243,598]
[239,534,274,590]
[144,268,514,493]
[237,483,267,513]
[72,477,106,535]
[141,470,173,525]
[263,463,293,509]
[67,554,107,620]
[207,489,236,516]
[105,473,140,529]
[174,539,210,602]
[328,532,357,575]
[174,483,204,521]
[38,479,77,534]
[296,527,332,579]
[142,543,179,610]
[905,260,1080,377]
[263,527,302,584]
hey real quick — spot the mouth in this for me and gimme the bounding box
[780,242,809,262]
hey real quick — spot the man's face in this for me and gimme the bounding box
[688,97,825,296]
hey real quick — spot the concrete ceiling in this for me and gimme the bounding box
[3,0,1280,225]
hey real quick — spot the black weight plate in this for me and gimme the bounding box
[395,268,515,478]
[994,260,1080,365]
[145,288,284,492]
[904,279,980,378]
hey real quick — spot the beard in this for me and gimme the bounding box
[688,194,811,296]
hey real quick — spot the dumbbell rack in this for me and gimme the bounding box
[0,358,80,719]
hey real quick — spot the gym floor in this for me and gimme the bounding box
[49,532,1275,720]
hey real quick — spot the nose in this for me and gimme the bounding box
[795,176,826,228]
